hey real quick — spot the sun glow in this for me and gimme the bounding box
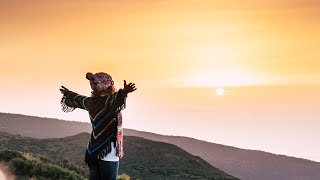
[180,45,266,87]
[184,65,261,87]
[216,88,225,96]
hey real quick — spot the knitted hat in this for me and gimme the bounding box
[86,72,113,92]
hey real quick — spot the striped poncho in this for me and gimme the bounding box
[61,89,127,164]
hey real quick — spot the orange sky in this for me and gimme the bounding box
[0,0,320,161]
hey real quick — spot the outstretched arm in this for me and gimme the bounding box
[107,80,137,111]
[60,86,89,112]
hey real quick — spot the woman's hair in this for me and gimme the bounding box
[91,84,116,97]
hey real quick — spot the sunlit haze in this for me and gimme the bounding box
[0,0,319,162]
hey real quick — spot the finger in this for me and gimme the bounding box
[128,83,133,86]
[132,88,137,91]
[124,80,127,86]
[61,86,69,91]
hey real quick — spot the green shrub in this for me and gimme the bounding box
[1,150,131,180]
[0,149,24,161]
[117,173,130,180]
[1,150,86,180]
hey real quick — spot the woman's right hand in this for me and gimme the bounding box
[60,86,70,94]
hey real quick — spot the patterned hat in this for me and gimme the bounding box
[86,72,113,92]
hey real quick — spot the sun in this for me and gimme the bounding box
[216,88,225,96]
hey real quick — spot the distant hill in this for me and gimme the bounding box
[124,129,320,180]
[0,113,91,138]
[1,112,320,180]
[0,131,236,180]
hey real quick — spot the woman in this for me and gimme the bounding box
[60,72,136,180]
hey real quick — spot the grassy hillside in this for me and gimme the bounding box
[0,150,86,180]
[124,129,320,180]
[1,112,320,180]
[0,131,237,180]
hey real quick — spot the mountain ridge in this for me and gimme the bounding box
[1,112,320,180]
[0,131,237,180]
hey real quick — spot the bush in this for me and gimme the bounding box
[0,150,86,180]
[0,149,24,162]
[1,150,131,180]
[118,173,130,180]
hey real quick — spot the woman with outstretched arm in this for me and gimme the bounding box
[60,72,136,180]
